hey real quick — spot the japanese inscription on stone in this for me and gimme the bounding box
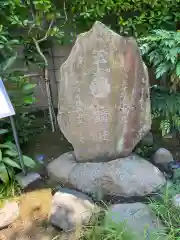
[57,21,151,162]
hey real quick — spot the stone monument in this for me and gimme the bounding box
[48,22,165,199]
[57,21,151,162]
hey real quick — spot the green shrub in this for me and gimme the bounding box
[0,25,36,143]
[139,30,180,89]
[139,30,180,136]
[69,0,180,36]
[150,86,180,136]
[0,140,36,183]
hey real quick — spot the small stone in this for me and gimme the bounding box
[49,188,98,232]
[106,203,165,239]
[16,172,41,188]
[152,148,174,165]
[0,201,19,229]
[172,194,180,208]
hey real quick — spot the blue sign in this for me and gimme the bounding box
[0,78,15,119]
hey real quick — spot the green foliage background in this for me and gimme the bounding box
[66,0,180,136]
[1,0,180,139]
[69,0,180,36]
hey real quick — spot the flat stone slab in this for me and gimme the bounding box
[16,172,41,188]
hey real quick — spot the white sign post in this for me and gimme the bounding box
[0,78,26,174]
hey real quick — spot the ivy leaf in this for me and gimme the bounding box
[0,149,2,161]
[0,163,9,183]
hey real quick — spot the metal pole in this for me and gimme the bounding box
[9,116,26,175]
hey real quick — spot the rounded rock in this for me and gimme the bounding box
[152,148,173,165]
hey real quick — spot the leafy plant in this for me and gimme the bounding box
[0,0,68,135]
[0,75,36,144]
[138,30,180,136]
[139,30,180,90]
[0,18,37,143]
[69,0,180,36]
[150,86,180,136]
[0,180,21,208]
[0,140,36,183]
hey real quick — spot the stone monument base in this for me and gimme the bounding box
[47,152,165,199]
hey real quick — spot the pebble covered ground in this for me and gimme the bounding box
[0,189,60,240]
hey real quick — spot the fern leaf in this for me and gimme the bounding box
[160,119,171,136]
[155,63,170,79]
[176,62,180,78]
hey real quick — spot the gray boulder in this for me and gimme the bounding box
[47,152,166,198]
[106,203,166,240]
[49,188,98,232]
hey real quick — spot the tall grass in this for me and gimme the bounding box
[80,215,136,240]
[80,177,180,240]
[150,183,180,240]
[0,180,21,207]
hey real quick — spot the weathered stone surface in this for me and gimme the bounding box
[49,188,97,232]
[47,152,166,198]
[106,203,165,239]
[0,201,19,229]
[57,21,151,162]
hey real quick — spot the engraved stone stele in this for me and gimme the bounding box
[57,21,151,162]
